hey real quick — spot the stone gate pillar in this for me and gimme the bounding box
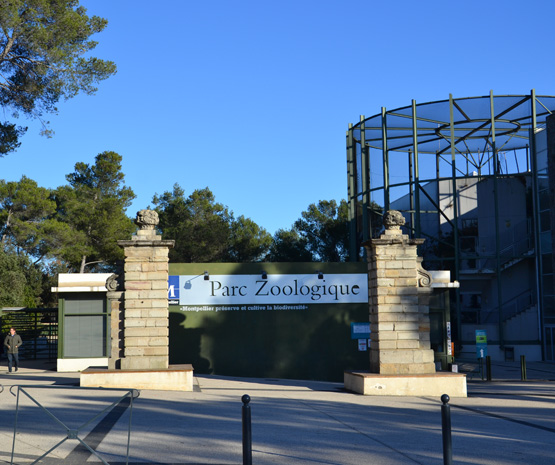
[117,209,174,370]
[364,210,435,375]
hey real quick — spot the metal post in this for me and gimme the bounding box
[347,124,358,261]
[381,107,390,212]
[408,149,414,237]
[242,394,252,465]
[486,355,492,381]
[361,115,370,244]
[412,99,421,238]
[530,89,545,359]
[441,394,453,465]
[520,355,527,381]
[490,90,504,350]
[449,94,461,345]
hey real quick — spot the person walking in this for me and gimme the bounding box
[4,327,22,373]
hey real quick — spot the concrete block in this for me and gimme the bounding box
[124,263,142,272]
[124,319,146,329]
[385,261,403,269]
[124,337,150,347]
[81,366,193,391]
[124,347,145,356]
[143,346,168,356]
[396,340,420,349]
[125,280,151,290]
[397,331,420,340]
[394,322,419,331]
[344,372,467,397]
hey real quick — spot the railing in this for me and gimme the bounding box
[5,385,138,465]
[479,289,536,324]
[0,308,58,360]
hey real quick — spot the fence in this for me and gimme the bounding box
[0,308,58,360]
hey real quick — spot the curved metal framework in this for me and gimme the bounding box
[347,91,555,359]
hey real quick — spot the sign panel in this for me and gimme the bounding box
[476,329,488,358]
[169,273,368,311]
[351,322,371,340]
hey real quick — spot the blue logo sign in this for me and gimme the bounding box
[168,276,180,300]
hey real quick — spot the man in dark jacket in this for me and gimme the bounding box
[4,327,22,373]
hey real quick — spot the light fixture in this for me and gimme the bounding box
[317,271,324,280]
[261,271,267,279]
[204,271,209,281]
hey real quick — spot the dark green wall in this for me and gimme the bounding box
[168,263,369,381]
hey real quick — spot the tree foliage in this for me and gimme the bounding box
[0,175,71,261]
[153,184,271,263]
[269,200,350,262]
[0,246,44,307]
[266,228,312,262]
[0,0,116,154]
[54,151,135,272]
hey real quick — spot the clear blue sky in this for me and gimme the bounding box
[2,0,554,235]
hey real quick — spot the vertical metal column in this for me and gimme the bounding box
[409,149,414,237]
[347,124,358,261]
[529,88,544,356]
[449,94,461,344]
[381,107,390,212]
[490,90,504,349]
[412,100,421,238]
[360,116,370,244]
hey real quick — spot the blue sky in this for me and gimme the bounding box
[2,0,554,235]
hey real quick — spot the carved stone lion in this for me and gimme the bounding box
[135,209,159,230]
[383,210,405,230]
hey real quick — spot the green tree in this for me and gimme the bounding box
[0,0,116,155]
[153,184,271,263]
[228,215,272,262]
[266,228,312,262]
[0,175,71,261]
[294,199,350,262]
[0,246,44,307]
[54,151,135,272]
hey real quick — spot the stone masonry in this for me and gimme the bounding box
[118,210,174,370]
[364,210,435,375]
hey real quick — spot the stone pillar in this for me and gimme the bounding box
[106,273,124,370]
[118,210,174,370]
[364,210,435,375]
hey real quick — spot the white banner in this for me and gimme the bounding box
[169,273,368,306]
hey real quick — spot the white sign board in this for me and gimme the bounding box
[169,273,368,308]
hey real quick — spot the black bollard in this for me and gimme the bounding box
[520,355,527,381]
[486,355,492,381]
[441,394,453,465]
[242,394,252,465]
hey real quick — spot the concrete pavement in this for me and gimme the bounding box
[0,360,554,464]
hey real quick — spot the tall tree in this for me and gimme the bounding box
[153,184,271,263]
[0,175,70,261]
[228,215,272,262]
[294,199,350,262]
[0,0,117,155]
[266,228,313,262]
[54,151,135,272]
[0,246,44,307]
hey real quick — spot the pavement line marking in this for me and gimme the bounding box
[450,404,555,434]
[288,397,428,465]
[63,396,131,462]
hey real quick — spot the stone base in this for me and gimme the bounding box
[80,364,193,391]
[57,358,108,372]
[344,371,467,397]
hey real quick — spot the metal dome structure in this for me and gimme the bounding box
[347,90,555,362]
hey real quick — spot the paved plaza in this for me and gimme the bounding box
[0,360,554,464]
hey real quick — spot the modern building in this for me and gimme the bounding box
[347,92,555,362]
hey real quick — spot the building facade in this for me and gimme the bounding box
[347,92,555,361]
